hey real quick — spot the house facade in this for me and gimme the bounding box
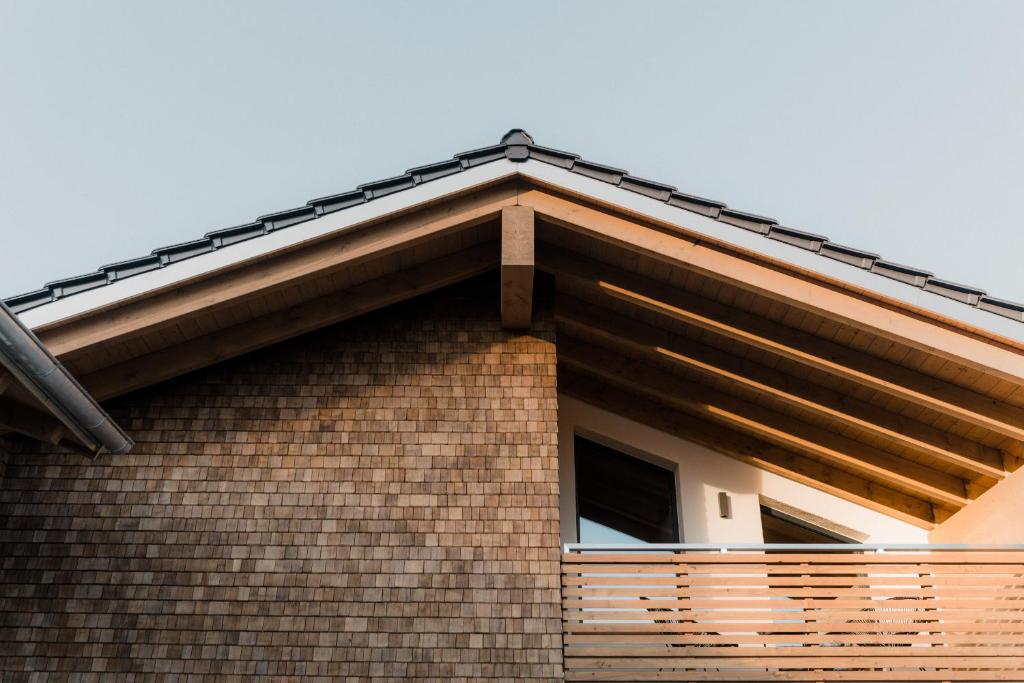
[1,130,1023,681]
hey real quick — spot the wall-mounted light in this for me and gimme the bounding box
[718,491,732,519]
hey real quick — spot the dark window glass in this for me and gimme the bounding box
[575,436,679,544]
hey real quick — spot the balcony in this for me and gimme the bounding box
[562,544,1024,681]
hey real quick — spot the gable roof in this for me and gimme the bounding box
[7,129,1023,336]
[6,128,1024,529]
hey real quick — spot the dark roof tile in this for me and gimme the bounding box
[667,191,725,218]
[100,255,162,281]
[527,144,579,169]
[924,278,986,306]
[46,272,109,298]
[259,206,317,231]
[205,222,266,248]
[570,159,626,184]
[152,239,214,265]
[407,159,463,184]
[500,129,535,146]
[358,174,416,199]
[456,144,506,168]
[872,260,932,287]
[768,225,828,252]
[308,189,366,216]
[5,289,53,313]
[619,175,676,201]
[978,296,1024,322]
[819,242,879,269]
[719,208,777,234]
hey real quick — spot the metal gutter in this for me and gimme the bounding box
[0,302,132,456]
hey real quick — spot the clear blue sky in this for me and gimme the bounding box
[2,1,1023,301]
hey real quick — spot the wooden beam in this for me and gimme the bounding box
[540,246,1024,443]
[523,187,1024,384]
[559,369,936,528]
[81,245,497,400]
[40,181,518,359]
[559,339,969,508]
[557,295,1006,479]
[0,396,65,445]
[500,206,534,328]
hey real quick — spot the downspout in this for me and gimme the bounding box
[0,302,132,456]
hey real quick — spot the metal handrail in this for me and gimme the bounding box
[564,542,1024,553]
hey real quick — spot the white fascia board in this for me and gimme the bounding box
[22,160,520,330]
[518,160,1024,343]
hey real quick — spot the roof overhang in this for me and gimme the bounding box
[6,135,1024,527]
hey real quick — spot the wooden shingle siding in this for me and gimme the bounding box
[0,275,563,682]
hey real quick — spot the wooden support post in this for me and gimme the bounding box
[501,206,535,329]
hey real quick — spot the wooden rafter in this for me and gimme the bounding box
[557,295,1006,479]
[540,246,1024,443]
[559,369,937,528]
[81,245,497,400]
[560,339,969,508]
[524,187,1024,385]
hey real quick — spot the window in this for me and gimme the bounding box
[760,504,858,544]
[575,436,679,544]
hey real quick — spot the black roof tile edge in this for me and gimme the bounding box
[259,205,317,231]
[5,128,1020,325]
[619,175,676,201]
[205,222,266,248]
[819,242,880,270]
[871,260,933,287]
[358,174,417,199]
[45,271,109,298]
[924,278,986,305]
[5,288,52,313]
[152,238,215,265]
[719,208,778,235]
[570,158,627,184]
[100,255,162,281]
[768,225,828,252]
[978,296,1024,322]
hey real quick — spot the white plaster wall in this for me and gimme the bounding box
[930,466,1024,543]
[558,395,929,545]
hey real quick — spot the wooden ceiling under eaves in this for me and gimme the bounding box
[532,215,1024,530]
[27,177,1024,529]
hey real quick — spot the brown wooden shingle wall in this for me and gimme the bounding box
[0,276,563,682]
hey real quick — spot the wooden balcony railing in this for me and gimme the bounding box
[562,544,1024,681]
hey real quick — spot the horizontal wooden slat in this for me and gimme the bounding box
[562,550,1024,681]
[565,577,1024,589]
[565,633,1024,645]
[564,551,1024,564]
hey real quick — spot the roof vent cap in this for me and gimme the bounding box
[501,129,534,146]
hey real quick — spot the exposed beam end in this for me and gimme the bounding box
[501,205,535,329]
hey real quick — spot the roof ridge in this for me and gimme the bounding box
[6,129,1021,324]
